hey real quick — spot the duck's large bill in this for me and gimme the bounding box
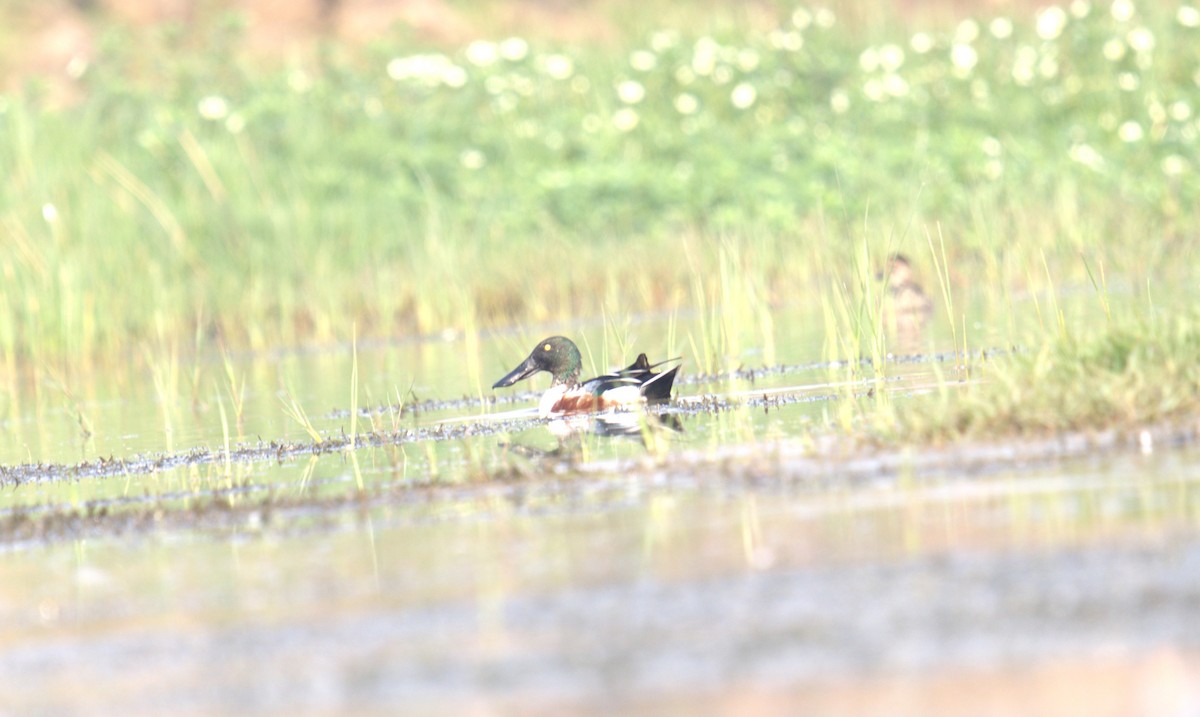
[492,354,541,388]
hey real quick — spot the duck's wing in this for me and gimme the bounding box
[580,373,641,395]
[584,356,683,400]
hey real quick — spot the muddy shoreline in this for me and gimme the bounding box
[3,414,1198,548]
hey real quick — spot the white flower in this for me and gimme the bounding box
[1036,6,1068,40]
[859,47,879,73]
[830,89,850,113]
[617,79,646,104]
[951,44,979,74]
[459,148,486,170]
[736,49,760,72]
[493,94,517,113]
[878,44,905,71]
[692,37,719,76]
[1069,143,1104,169]
[791,7,812,29]
[387,54,466,87]
[288,70,312,93]
[1039,55,1060,78]
[1118,120,1144,141]
[1070,0,1091,17]
[1127,27,1155,53]
[613,107,639,131]
[863,78,884,102]
[1012,46,1038,84]
[42,203,58,223]
[814,8,836,28]
[630,50,657,72]
[1179,5,1200,27]
[1117,72,1139,91]
[910,32,934,54]
[769,30,803,51]
[731,82,757,109]
[651,30,678,53]
[674,93,699,115]
[542,54,574,80]
[1169,100,1192,121]
[1103,38,1127,61]
[66,56,88,79]
[387,58,410,79]
[466,41,499,67]
[441,65,467,88]
[882,73,909,97]
[197,95,229,120]
[989,17,1013,39]
[499,37,529,61]
[1111,0,1135,22]
[1161,155,1187,175]
[954,19,980,44]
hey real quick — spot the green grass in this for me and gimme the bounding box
[883,308,1200,440]
[0,1,1198,365]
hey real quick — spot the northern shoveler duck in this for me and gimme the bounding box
[492,336,680,417]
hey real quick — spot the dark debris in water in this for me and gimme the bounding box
[330,349,1006,418]
[0,371,954,490]
[0,417,544,488]
[4,416,1200,550]
[676,348,1004,385]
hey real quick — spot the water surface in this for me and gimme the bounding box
[2,290,1197,715]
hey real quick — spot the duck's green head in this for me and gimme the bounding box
[492,336,583,388]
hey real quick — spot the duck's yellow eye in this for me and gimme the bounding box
[543,343,552,351]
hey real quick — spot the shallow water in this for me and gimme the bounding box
[2,291,1198,715]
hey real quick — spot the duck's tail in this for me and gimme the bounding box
[640,365,680,402]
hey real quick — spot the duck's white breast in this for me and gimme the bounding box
[538,384,569,417]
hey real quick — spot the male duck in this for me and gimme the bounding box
[492,336,680,417]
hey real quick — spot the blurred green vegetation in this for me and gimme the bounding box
[1,0,1198,365]
[888,308,1200,439]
